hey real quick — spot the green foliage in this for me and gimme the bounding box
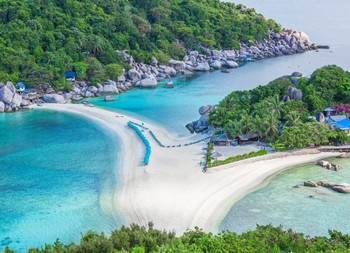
[273,122,330,151]
[0,0,279,89]
[210,65,350,151]
[212,149,268,167]
[104,63,124,80]
[328,130,350,145]
[206,142,214,168]
[10,224,350,252]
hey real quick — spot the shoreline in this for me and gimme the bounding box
[38,104,340,234]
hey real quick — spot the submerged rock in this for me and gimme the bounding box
[104,95,116,102]
[304,181,318,187]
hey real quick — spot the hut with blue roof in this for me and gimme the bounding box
[65,72,76,81]
[17,82,26,91]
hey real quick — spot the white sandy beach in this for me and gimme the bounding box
[40,104,340,234]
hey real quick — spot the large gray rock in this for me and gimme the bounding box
[316,112,325,123]
[0,101,4,112]
[88,86,98,94]
[169,60,186,71]
[43,94,66,104]
[224,50,236,60]
[11,93,22,107]
[304,181,318,187]
[106,79,117,87]
[127,69,142,82]
[211,50,222,58]
[210,60,222,69]
[73,87,82,95]
[163,67,177,76]
[292,71,303,77]
[224,61,238,68]
[101,85,119,94]
[331,183,350,194]
[117,75,126,83]
[194,62,210,71]
[0,86,14,104]
[5,81,16,93]
[136,78,157,88]
[199,105,212,115]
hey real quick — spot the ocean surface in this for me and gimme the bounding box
[0,110,123,251]
[2,0,350,250]
[90,0,350,136]
[220,158,350,236]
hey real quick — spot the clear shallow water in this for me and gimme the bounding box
[220,158,350,236]
[90,0,350,136]
[2,0,350,250]
[0,110,122,251]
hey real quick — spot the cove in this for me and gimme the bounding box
[0,110,123,251]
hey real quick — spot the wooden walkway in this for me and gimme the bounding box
[318,146,350,152]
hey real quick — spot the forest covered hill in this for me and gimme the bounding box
[0,0,280,89]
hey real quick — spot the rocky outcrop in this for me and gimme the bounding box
[194,62,210,71]
[135,77,157,88]
[0,82,24,111]
[317,160,342,171]
[288,86,303,100]
[43,94,66,104]
[0,101,4,113]
[304,180,350,194]
[304,181,318,187]
[1,28,317,112]
[186,105,215,134]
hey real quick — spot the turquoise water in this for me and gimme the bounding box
[220,158,350,236]
[0,110,123,251]
[2,0,350,250]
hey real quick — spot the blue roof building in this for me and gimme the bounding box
[65,72,76,81]
[17,82,26,91]
[334,119,350,131]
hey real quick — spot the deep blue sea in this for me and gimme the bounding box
[0,110,122,251]
[2,0,350,250]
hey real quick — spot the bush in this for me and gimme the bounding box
[211,149,268,167]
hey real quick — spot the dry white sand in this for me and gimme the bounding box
[39,104,340,234]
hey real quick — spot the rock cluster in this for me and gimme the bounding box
[186,105,215,134]
[0,82,24,112]
[317,160,342,171]
[304,180,350,194]
[0,28,317,110]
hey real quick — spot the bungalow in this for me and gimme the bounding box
[211,133,233,146]
[17,82,26,92]
[326,115,347,124]
[235,133,259,145]
[65,72,76,81]
[334,119,350,133]
[324,107,336,117]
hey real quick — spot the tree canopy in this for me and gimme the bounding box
[209,65,350,150]
[0,0,280,89]
[4,223,350,252]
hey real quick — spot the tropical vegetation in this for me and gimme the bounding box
[0,0,280,89]
[4,223,350,252]
[211,149,268,167]
[209,65,350,150]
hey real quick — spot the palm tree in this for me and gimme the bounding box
[240,114,254,134]
[267,94,284,118]
[224,120,243,137]
[264,112,280,141]
[285,111,301,126]
[250,115,265,140]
